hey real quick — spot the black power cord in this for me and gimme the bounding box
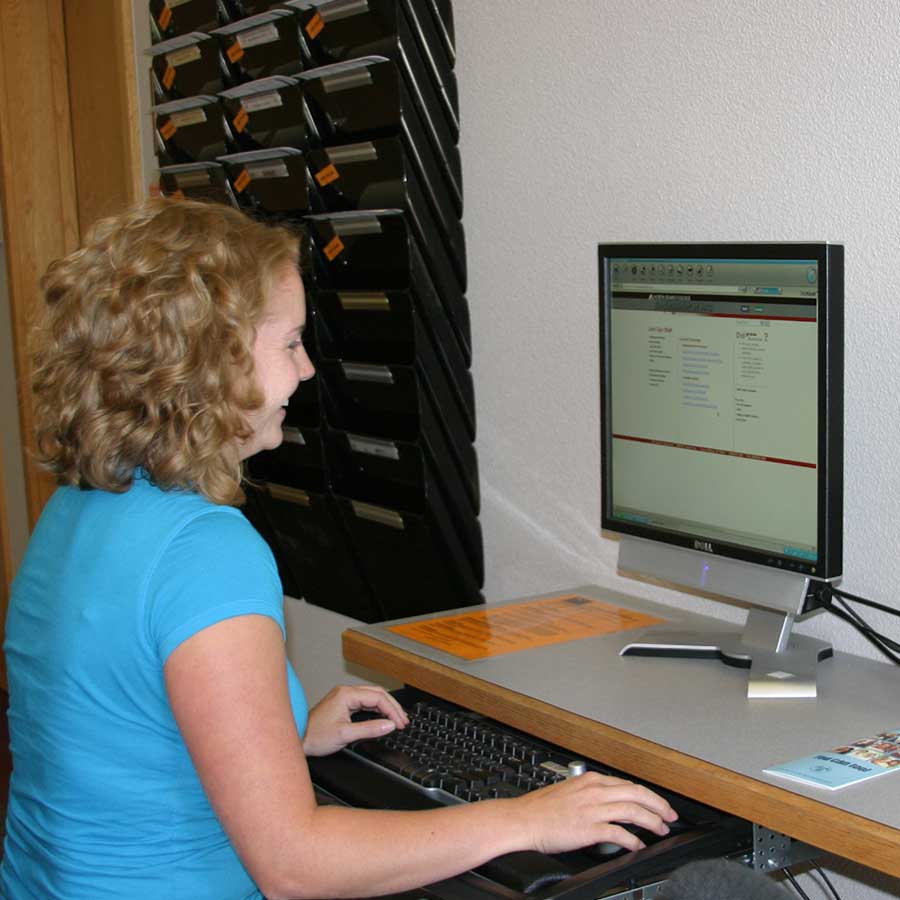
[781,865,846,900]
[817,585,900,667]
[831,586,900,619]
[811,865,843,900]
[782,868,814,900]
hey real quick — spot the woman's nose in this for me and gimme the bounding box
[297,348,316,383]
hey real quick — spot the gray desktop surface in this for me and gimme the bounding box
[351,584,900,833]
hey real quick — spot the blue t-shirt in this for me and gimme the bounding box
[1,474,308,899]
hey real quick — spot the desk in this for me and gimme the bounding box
[341,586,900,880]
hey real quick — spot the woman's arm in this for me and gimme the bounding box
[165,615,676,900]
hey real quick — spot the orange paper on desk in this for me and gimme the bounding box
[388,595,665,660]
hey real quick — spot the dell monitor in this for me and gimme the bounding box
[598,243,843,698]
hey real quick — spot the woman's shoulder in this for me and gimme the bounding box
[41,474,272,574]
[93,473,268,562]
[130,471,245,522]
[137,479,267,558]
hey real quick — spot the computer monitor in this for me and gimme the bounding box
[598,243,844,698]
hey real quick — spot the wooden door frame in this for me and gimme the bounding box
[0,0,142,688]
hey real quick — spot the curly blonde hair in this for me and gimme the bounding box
[31,197,300,505]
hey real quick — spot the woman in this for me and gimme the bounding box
[1,198,676,899]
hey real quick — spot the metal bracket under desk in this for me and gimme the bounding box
[749,825,820,871]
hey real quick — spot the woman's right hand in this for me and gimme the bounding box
[510,772,679,856]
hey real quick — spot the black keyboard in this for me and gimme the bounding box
[308,687,753,900]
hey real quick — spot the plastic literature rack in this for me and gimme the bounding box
[148,0,481,622]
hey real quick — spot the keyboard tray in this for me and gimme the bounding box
[308,687,753,900]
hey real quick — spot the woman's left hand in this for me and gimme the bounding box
[302,684,409,757]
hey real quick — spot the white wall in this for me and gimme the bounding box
[450,2,900,898]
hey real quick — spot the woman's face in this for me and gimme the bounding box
[239,263,315,461]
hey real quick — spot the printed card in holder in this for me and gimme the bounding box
[765,728,900,790]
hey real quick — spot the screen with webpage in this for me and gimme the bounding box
[607,256,819,567]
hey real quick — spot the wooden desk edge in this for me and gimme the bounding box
[343,629,900,879]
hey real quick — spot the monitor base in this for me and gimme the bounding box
[621,608,833,698]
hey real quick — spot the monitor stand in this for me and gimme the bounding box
[616,537,833,698]
[621,607,833,698]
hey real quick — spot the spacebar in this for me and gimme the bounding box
[307,753,575,893]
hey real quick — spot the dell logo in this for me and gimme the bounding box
[694,540,713,553]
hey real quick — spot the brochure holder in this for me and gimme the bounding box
[231,0,293,18]
[326,428,484,618]
[153,95,231,164]
[307,136,465,290]
[314,287,474,439]
[218,76,307,153]
[306,210,470,367]
[148,33,224,102]
[299,56,461,218]
[248,424,328,492]
[402,0,457,127]
[183,0,481,623]
[212,9,305,86]
[294,0,459,142]
[158,162,238,206]
[317,357,479,518]
[246,426,385,622]
[427,0,455,68]
[241,479,303,600]
[150,0,222,43]
[218,148,309,222]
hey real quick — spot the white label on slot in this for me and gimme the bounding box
[174,170,212,188]
[241,91,284,112]
[321,69,373,94]
[236,23,280,48]
[165,45,202,67]
[350,500,404,529]
[168,107,208,128]
[319,0,370,24]
[347,435,399,460]
[245,161,290,180]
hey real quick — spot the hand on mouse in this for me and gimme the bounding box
[508,772,678,856]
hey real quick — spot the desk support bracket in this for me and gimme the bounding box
[751,824,820,871]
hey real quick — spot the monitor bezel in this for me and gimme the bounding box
[598,241,843,582]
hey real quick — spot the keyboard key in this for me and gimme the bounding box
[352,740,418,775]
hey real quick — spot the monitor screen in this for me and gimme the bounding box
[599,243,843,584]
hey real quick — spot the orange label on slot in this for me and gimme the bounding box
[159,120,177,141]
[170,189,186,200]
[233,106,250,133]
[323,235,345,261]
[227,42,245,63]
[162,63,176,90]
[158,4,172,31]
[305,11,325,39]
[387,594,667,660]
[315,163,340,187]
[233,168,251,193]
